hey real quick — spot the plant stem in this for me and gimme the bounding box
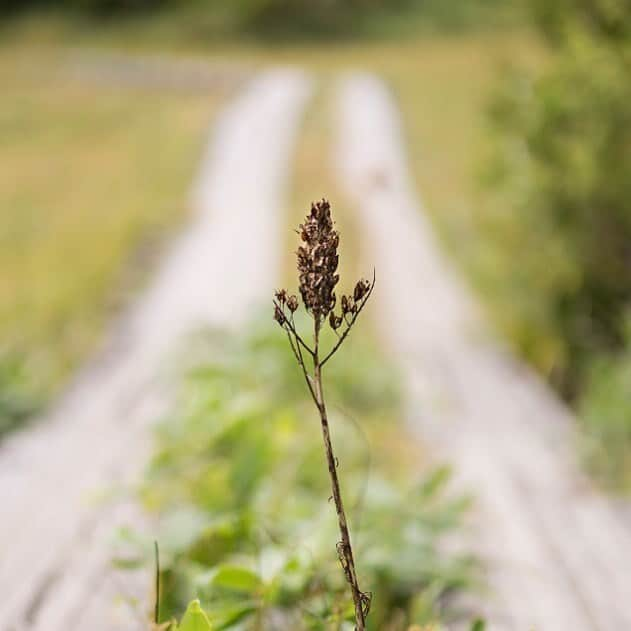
[313,321,366,631]
[154,540,160,625]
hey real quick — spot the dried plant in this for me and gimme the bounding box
[273,199,375,630]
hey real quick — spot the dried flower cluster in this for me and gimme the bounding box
[273,198,375,631]
[274,199,374,344]
[273,289,298,326]
[297,199,340,320]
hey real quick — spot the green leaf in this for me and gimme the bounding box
[178,599,213,631]
[418,465,452,499]
[211,565,261,593]
[211,602,258,630]
[470,619,486,631]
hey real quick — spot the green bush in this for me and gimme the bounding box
[166,599,486,631]
[530,0,631,44]
[484,0,631,484]
[129,322,476,629]
[580,318,631,490]
[486,32,631,396]
[0,349,43,435]
[0,0,517,38]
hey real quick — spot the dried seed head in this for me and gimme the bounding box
[353,279,371,303]
[341,295,356,316]
[329,311,343,330]
[297,199,340,320]
[275,289,287,305]
[273,304,286,326]
[287,295,299,312]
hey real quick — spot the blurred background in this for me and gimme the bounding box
[1,0,630,627]
[2,0,630,485]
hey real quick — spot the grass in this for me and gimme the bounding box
[0,46,228,432]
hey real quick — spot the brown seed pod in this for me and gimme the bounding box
[353,279,371,302]
[275,289,287,305]
[296,199,340,320]
[341,295,356,316]
[329,311,343,330]
[273,304,286,326]
[287,295,299,312]
[341,295,349,315]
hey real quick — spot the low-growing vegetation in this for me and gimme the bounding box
[133,323,476,629]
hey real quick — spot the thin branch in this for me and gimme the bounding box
[154,540,160,625]
[290,313,305,366]
[313,359,366,630]
[274,300,315,356]
[275,200,373,631]
[284,328,302,364]
[288,315,319,405]
[333,404,372,532]
[299,359,318,407]
[320,270,376,367]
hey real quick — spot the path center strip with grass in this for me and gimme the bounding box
[335,73,631,631]
[0,70,311,631]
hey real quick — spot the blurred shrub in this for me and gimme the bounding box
[166,599,486,631]
[0,349,44,435]
[0,0,165,14]
[0,0,518,38]
[131,322,476,629]
[580,318,631,490]
[169,599,213,631]
[484,0,631,482]
[210,0,514,36]
[530,0,631,44]
[486,30,631,395]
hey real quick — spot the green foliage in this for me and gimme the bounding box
[530,0,631,44]
[579,319,631,490]
[168,599,490,631]
[135,322,475,629]
[0,350,44,435]
[484,0,631,484]
[204,0,515,38]
[0,0,519,39]
[485,32,631,394]
[175,599,213,631]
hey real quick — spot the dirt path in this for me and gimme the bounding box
[335,74,631,630]
[0,70,311,631]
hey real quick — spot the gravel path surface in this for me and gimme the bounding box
[335,73,631,631]
[0,70,311,631]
